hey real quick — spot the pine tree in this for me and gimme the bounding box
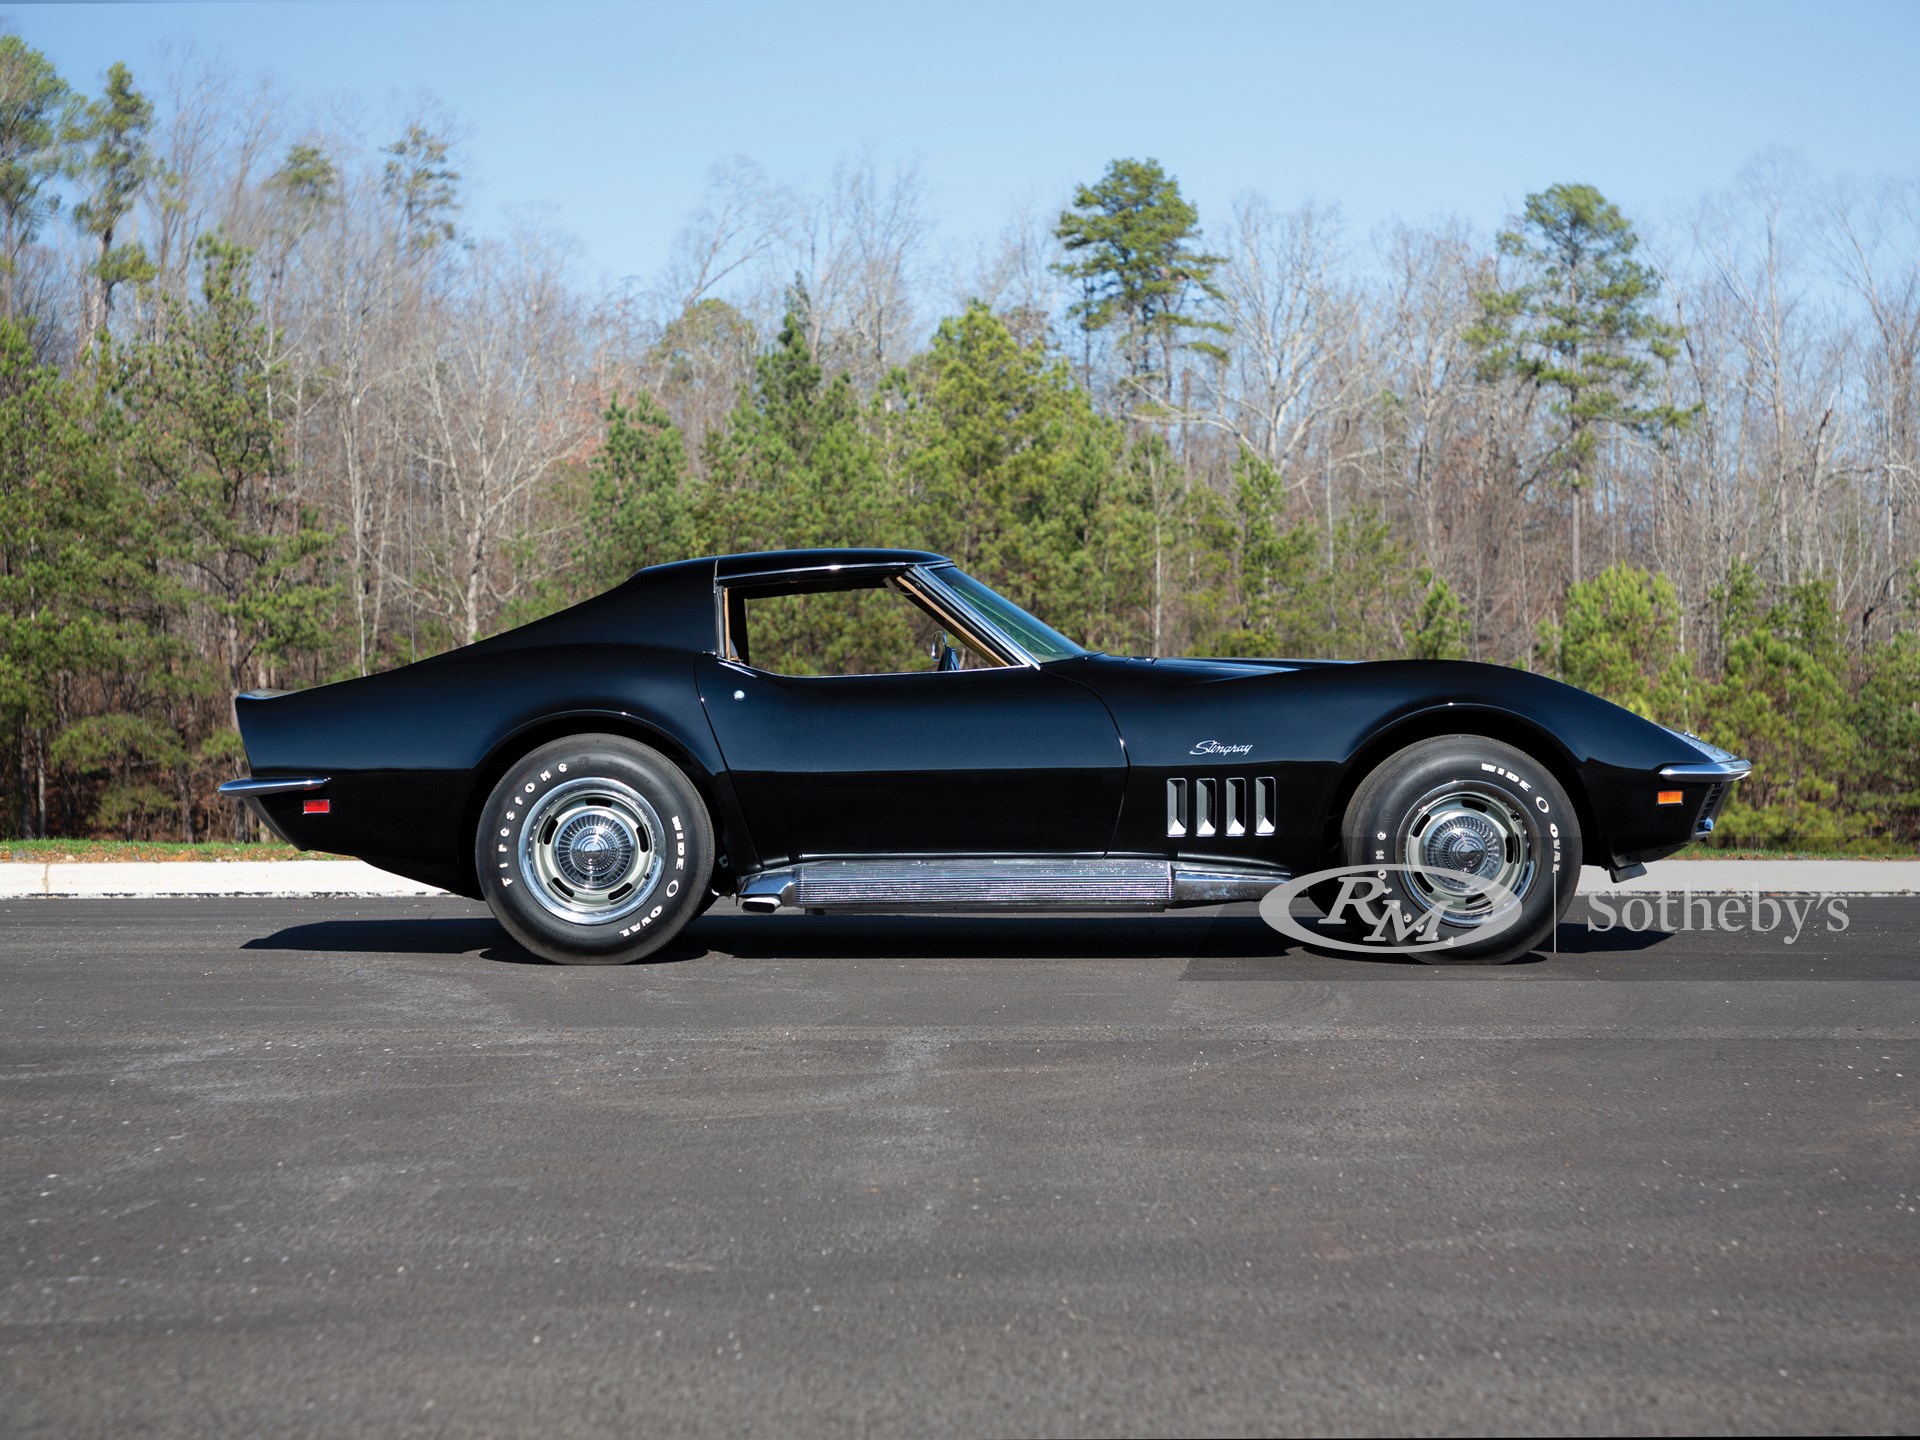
[122,235,334,835]
[1189,454,1328,658]
[0,318,172,836]
[65,61,153,347]
[703,285,881,548]
[265,142,339,241]
[579,392,693,592]
[1468,183,1689,589]
[889,301,1104,609]
[1704,562,1859,847]
[0,36,72,318]
[1554,564,1698,723]
[1410,570,1471,661]
[700,286,900,672]
[381,124,460,253]
[1854,608,1920,843]
[1053,158,1227,413]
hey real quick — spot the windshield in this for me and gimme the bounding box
[932,567,1087,663]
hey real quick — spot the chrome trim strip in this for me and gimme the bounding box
[719,559,918,585]
[737,858,1293,912]
[217,775,330,797]
[795,857,1171,909]
[1170,865,1291,905]
[711,562,1036,671]
[1658,760,1753,781]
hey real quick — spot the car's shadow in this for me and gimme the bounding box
[243,916,553,966]
[241,909,1677,969]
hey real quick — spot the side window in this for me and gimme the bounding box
[727,579,1000,677]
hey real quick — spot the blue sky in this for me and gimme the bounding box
[18,0,1920,288]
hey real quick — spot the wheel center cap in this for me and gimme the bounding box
[553,812,637,890]
[1423,812,1503,885]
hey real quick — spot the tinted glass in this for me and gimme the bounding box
[935,568,1086,662]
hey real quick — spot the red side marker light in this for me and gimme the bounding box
[1656,790,1683,806]
[304,798,331,814]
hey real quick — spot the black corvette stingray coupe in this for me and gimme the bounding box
[220,548,1750,964]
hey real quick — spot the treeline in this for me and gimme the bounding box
[0,38,1914,846]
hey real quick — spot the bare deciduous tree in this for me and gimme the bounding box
[411,225,593,645]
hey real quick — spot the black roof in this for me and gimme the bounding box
[478,550,955,657]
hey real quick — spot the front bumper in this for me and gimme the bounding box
[1657,756,1752,839]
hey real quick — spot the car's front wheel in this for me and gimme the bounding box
[1327,735,1583,964]
[475,734,714,964]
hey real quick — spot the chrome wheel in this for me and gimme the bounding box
[517,776,664,926]
[1397,782,1535,927]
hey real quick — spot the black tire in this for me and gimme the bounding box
[1333,735,1582,964]
[474,734,714,965]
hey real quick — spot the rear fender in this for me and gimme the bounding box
[231,644,735,896]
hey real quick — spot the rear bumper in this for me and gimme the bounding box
[218,767,479,898]
[218,775,330,847]
[217,775,330,797]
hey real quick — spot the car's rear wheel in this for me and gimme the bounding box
[1325,735,1582,964]
[475,734,714,965]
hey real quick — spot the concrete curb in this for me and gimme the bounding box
[0,860,444,898]
[2,857,1917,899]
[1587,860,1920,895]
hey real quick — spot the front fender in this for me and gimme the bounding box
[1064,656,1704,872]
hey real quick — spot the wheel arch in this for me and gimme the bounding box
[460,711,741,897]
[1321,706,1603,867]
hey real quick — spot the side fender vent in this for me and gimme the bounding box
[1168,774,1277,840]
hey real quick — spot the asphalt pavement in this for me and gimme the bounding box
[2,896,1916,1437]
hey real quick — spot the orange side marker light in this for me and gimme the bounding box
[1656,790,1683,806]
